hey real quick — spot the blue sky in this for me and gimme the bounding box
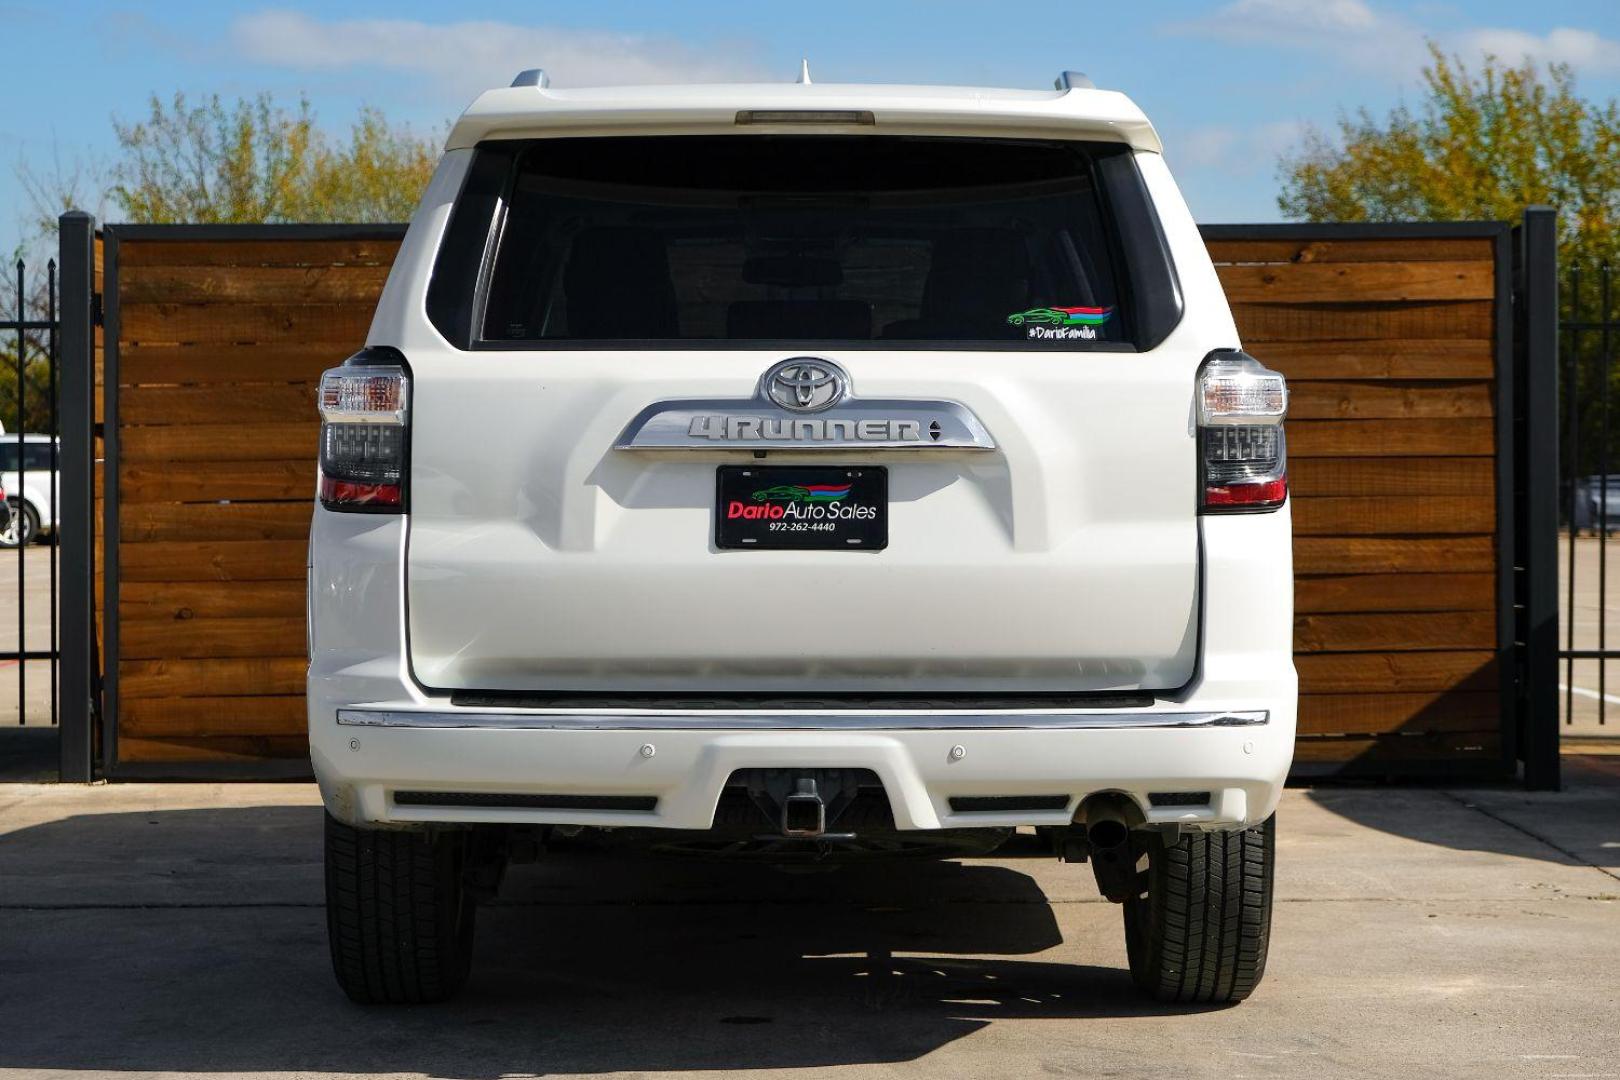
[5,0,1620,256]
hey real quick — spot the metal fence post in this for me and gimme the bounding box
[1518,206,1560,790]
[56,211,96,782]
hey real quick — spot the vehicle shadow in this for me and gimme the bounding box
[0,804,1228,1075]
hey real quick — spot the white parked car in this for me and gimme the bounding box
[308,69,1296,1005]
[0,429,58,547]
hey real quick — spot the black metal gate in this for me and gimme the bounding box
[1557,228,1620,745]
[2,214,96,781]
[2,253,60,737]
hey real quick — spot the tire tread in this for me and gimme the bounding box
[324,813,473,1004]
[1126,815,1275,1004]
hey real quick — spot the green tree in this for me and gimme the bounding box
[1278,44,1620,269]
[108,93,437,224]
[1,258,55,435]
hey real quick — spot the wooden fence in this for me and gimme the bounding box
[95,222,1518,779]
[1204,225,1510,777]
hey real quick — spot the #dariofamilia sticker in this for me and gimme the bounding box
[1006,305,1114,340]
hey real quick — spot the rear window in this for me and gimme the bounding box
[428,135,1181,350]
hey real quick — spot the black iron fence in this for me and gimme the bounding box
[1560,255,1620,733]
[2,255,60,730]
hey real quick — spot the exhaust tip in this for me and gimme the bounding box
[1085,818,1130,850]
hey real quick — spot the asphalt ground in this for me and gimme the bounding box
[0,765,1617,1080]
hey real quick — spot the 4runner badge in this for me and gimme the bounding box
[611,360,997,451]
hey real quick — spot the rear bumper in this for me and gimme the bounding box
[307,493,1297,832]
[311,698,1295,832]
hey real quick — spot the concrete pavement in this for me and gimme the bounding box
[0,765,1617,1079]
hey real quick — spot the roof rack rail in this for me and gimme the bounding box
[511,68,550,89]
[1054,71,1094,91]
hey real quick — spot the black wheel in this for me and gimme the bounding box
[324,813,477,1004]
[1123,814,1275,1004]
[0,501,37,548]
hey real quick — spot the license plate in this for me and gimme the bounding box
[715,466,887,550]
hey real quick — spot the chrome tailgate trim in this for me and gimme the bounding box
[337,708,1268,731]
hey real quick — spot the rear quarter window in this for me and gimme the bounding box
[428,134,1181,351]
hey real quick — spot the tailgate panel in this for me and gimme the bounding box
[404,350,1201,693]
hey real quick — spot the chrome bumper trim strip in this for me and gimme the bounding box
[336,708,1269,731]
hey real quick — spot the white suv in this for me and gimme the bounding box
[309,71,1295,1005]
[0,430,58,547]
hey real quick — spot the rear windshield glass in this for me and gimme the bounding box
[431,135,1180,350]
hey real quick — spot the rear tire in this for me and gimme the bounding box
[1123,814,1275,1004]
[0,501,37,548]
[324,813,476,1004]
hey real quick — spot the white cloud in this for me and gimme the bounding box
[1167,0,1620,79]
[230,10,768,101]
[1165,0,1423,71]
[1173,120,1308,174]
[1457,27,1620,75]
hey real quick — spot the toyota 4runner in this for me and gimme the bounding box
[309,69,1296,1005]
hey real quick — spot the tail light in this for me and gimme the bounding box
[317,349,409,512]
[1197,350,1288,513]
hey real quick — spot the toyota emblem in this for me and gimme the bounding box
[762,358,849,413]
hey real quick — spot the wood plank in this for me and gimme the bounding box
[1289,457,1494,497]
[1231,300,1492,342]
[1287,381,1493,420]
[120,460,315,502]
[116,735,310,763]
[1204,237,1495,265]
[121,384,317,425]
[1287,418,1494,456]
[121,580,307,621]
[121,616,306,660]
[120,696,306,737]
[121,343,350,385]
[1218,261,1494,303]
[120,423,319,462]
[1294,536,1495,573]
[1291,731,1500,766]
[120,502,311,543]
[1294,611,1496,652]
[1298,691,1501,736]
[120,540,307,582]
[119,302,373,346]
[1294,651,1498,693]
[1295,573,1495,614]
[120,657,309,697]
[1255,340,1494,380]
[118,238,401,268]
[121,264,391,304]
[1291,495,1493,536]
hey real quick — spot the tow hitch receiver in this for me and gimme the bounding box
[740,768,867,838]
[782,778,826,837]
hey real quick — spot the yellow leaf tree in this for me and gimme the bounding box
[109,93,438,224]
[1278,44,1620,270]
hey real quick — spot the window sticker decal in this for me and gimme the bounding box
[1007,306,1114,340]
